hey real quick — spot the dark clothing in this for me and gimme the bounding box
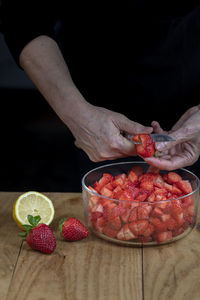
[1,1,199,128]
[1,1,200,188]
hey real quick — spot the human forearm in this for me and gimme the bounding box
[19,35,91,124]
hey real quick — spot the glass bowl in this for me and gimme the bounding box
[82,161,200,246]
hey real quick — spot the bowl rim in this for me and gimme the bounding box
[81,161,200,203]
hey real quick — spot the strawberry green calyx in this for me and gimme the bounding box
[19,215,41,240]
[59,218,66,235]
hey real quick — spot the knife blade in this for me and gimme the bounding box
[150,134,176,142]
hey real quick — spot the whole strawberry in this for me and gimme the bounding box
[20,215,56,254]
[59,217,89,241]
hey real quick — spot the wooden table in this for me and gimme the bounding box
[1,192,200,300]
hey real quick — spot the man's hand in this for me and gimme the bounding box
[68,104,153,161]
[145,105,200,170]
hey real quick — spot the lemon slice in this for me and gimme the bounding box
[13,191,55,230]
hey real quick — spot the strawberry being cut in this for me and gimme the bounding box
[20,215,56,254]
[133,134,156,158]
[59,217,89,241]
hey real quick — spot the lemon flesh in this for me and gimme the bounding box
[13,191,55,229]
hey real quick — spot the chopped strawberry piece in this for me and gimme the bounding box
[116,227,126,240]
[167,172,182,184]
[112,173,127,187]
[137,206,149,220]
[90,211,103,223]
[129,220,149,235]
[175,180,193,195]
[113,185,123,199]
[142,223,154,237]
[140,180,154,193]
[133,134,155,158]
[124,224,137,240]
[128,207,138,222]
[172,227,184,237]
[165,217,177,231]
[130,165,144,177]
[181,196,194,208]
[128,170,138,184]
[100,186,113,198]
[119,189,134,201]
[107,216,122,231]
[95,173,114,192]
[147,192,156,202]
[135,191,148,202]
[160,213,171,223]
[156,231,172,243]
[151,207,163,218]
[93,217,105,233]
[103,225,118,238]
[149,217,167,232]
[121,208,132,223]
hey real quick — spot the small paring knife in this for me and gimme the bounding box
[150,134,176,142]
[123,133,176,144]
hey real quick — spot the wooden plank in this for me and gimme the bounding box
[143,207,200,300]
[0,192,23,300]
[6,193,143,300]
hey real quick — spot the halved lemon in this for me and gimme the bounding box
[13,191,55,230]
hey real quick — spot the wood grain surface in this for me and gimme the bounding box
[1,192,142,300]
[1,192,200,300]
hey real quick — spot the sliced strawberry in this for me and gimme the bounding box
[112,185,123,199]
[147,192,156,202]
[130,165,144,177]
[116,227,126,240]
[149,217,167,232]
[107,216,122,231]
[124,224,137,240]
[151,207,163,218]
[128,170,138,184]
[160,213,171,223]
[100,186,113,198]
[129,220,149,235]
[137,206,149,220]
[167,172,182,184]
[175,180,193,195]
[181,196,194,208]
[140,180,154,193]
[121,208,132,223]
[93,217,105,233]
[95,173,114,192]
[112,173,127,187]
[165,217,177,231]
[135,191,148,202]
[90,211,103,223]
[142,223,154,237]
[156,231,172,243]
[172,227,184,237]
[128,207,138,222]
[133,134,155,158]
[103,225,118,238]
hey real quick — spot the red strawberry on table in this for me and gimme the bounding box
[20,215,56,254]
[133,134,156,158]
[59,217,89,241]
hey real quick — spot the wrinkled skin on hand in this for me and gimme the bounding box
[68,104,153,162]
[145,105,200,170]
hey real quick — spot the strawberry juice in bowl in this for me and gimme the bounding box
[82,161,200,246]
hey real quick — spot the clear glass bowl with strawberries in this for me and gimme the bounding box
[82,161,200,246]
